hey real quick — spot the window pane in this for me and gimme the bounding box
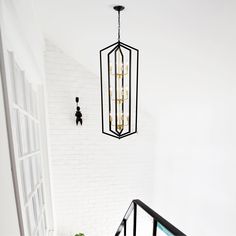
[31,87,38,118]
[34,123,40,151]
[37,188,43,210]
[40,184,45,206]
[36,154,42,180]
[18,112,29,155]
[20,158,32,200]
[28,119,36,152]
[14,63,26,109]
[40,219,46,236]
[25,80,33,115]
[43,211,47,232]
[37,222,44,236]
[33,194,40,222]
[12,109,22,156]
[26,199,36,235]
[9,57,16,103]
[31,155,39,187]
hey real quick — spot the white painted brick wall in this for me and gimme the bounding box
[44,40,156,236]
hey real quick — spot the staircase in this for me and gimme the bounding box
[115,199,186,236]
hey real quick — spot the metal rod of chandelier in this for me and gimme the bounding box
[113,5,125,41]
[118,9,120,41]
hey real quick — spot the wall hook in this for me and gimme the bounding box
[75,97,83,126]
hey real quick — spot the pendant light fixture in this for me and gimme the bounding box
[100,5,139,139]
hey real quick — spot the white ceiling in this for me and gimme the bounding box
[35,0,236,113]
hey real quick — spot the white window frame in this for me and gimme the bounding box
[0,26,54,236]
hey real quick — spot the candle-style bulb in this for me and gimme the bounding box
[109,87,112,96]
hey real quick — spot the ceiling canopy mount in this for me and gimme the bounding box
[113,5,125,12]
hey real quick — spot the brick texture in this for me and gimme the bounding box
[44,40,156,236]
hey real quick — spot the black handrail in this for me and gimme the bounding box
[115,199,186,236]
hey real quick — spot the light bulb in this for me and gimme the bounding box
[109,87,113,96]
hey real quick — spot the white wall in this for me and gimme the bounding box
[153,1,236,235]
[44,40,156,236]
[0,0,45,83]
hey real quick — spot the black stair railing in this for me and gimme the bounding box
[115,199,186,236]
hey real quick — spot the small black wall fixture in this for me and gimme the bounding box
[100,5,139,139]
[75,97,82,126]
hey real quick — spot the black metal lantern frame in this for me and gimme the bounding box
[100,6,139,139]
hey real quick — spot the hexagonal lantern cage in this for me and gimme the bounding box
[99,6,139,139]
